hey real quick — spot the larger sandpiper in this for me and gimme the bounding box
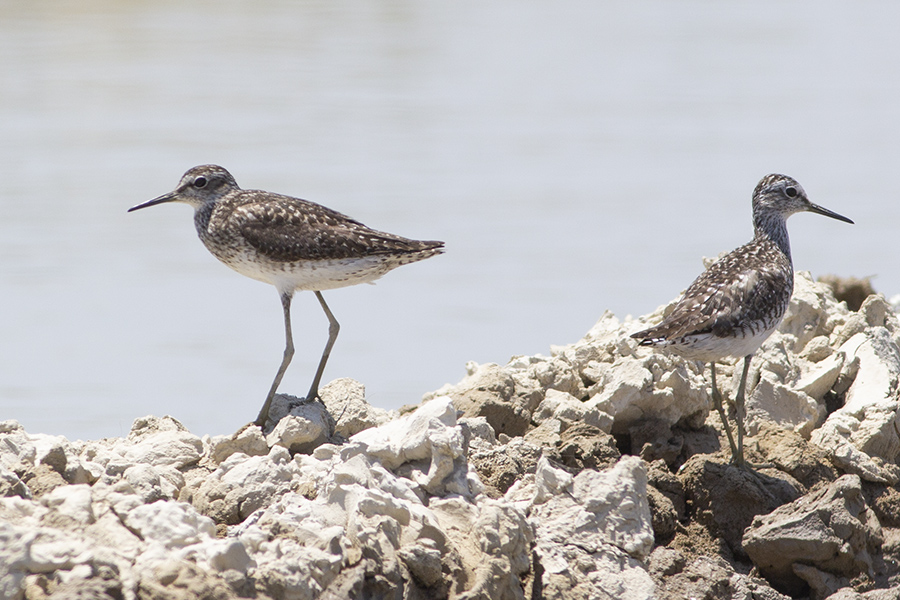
[129,165,444,427]
[630,174,852,467]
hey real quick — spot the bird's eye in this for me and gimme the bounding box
[784,186,798,198]
[193,176,208,189]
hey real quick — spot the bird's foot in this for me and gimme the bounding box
[728,454,776,471]
[304,389,324,405]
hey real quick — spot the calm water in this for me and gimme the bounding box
[1,1,898,441]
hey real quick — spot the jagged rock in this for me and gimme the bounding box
[810,328,900,483]
[348,395,472,497]
[319,378,393,438]
[458,416,496,453]
[743,474,883,595]
[191,445,301,524]
[33,438,67,476]
[746,373,825,439]
[649,549,791,600]
[526,456,656,599]
[260,394,335,455]
[120,416,204,469]
[647,485,677,543]
[137,560,241,600]
[0,465,29,499]
[21,463,68,498]
[826,586,900,600]
[532,388,613,432]
[123,463,184,503]
[797,348,845,400]
[430,362,532,437]
[40,484,94,525]
[266,411,330,455]
[397,541,443,587]
[0,421,35,469]
[556,421,620,472]
[509,354,587,403]
[23,570,125,600]
[781,272,849,351]
[585,353,710,434]
[206,425,269,465]
[794,563,849,600]
[468,437,541,498]
[440,498,533,600]
[225,397,526,600]
[752,421,839,489]
[4,274,900,600]
[680,456,805,558]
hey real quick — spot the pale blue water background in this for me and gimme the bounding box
[1,1,898,441]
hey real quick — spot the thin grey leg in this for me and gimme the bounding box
[306,291,340,402]
[709,362,740,464]
[734,355,753,466]
[255,291,295,427]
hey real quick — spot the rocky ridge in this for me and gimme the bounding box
[1,272,899,600]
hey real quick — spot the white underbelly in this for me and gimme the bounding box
[224,254,394,293]
[668,323,780,362]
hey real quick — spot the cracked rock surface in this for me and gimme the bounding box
[2,273,900,599]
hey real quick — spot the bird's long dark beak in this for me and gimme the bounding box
[128,191,178,213]
[808,202,854,225]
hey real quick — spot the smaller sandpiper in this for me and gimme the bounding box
[630,174,853,467]
[129,165,444,427]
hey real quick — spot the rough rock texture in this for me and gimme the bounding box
[680,457,806,559]
[744,474,884,596]
[319,378,395,439]
[2,272,900,599]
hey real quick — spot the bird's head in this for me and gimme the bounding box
[752,174,853,224]
[129,164,239,212]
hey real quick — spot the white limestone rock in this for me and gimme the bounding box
[206,425,269,465]
[349,395,469,496]
[532,455,654,560]
[124,499,216,548]
[397,542,443,587]
[429,495,533,600]
[0,421,36,472]
[533,388,613,433]
[510,354,587,402]
[796,349,845,400]
[0,464,30,499]
[121,416,204,469]
[458,415,497,453]
[743,475,882,594]
[217,396,533,600]
[74,416,203,483]
[586,353,709,434]
[527,455,656,599]
[810,328,900,482]
[40,484,94,525]
[551,310,624,371]
[3,274,897,600]
[779,271,849,352]
[265,405,330,455]
[428,361,533,438]
[746,375,824,439]
[192,445,303,524]
[122,463,184,503]
[531,453,574,505]
[319,378,394,438]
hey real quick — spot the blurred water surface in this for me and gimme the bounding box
[1,1,898,440]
